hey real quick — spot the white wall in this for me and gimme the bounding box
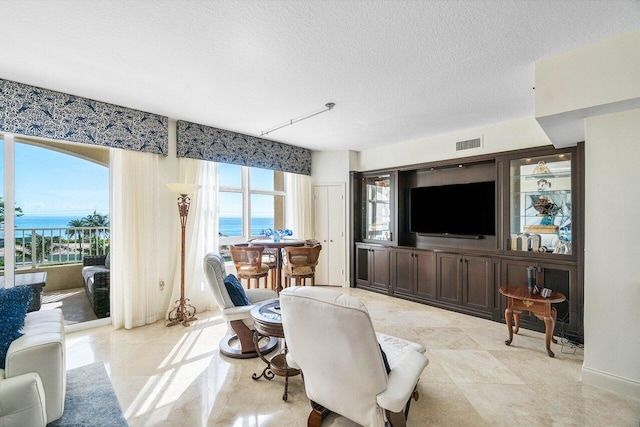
[533,29,640,399]
[582,109,640,398]
[535,29,640,118]
[311,150,355,286]
[357,116,551,171]
[535,28,640,147]
[312,150,352,183]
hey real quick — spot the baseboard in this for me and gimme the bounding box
[582,365,640,400]
[65,316,112,333]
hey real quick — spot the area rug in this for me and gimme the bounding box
[48,362,128,426]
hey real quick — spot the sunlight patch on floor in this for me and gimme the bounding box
[42,289,83,303]
[128,368,174,418]
[231,414,273,427]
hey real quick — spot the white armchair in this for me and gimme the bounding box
[204,252,279,358]
[280,287,429,427]
[0,372,47,426]
[0,309,66,426]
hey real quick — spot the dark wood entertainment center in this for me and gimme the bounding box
[350,144,584,342]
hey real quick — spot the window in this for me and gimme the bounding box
[2,133,110,325]
[218,165,285,259]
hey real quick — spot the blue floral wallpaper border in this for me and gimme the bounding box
[0,78,168,155]
[177,120,312,176]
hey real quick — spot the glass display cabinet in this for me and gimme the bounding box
[509,153,572,255]
[362,174,393,242]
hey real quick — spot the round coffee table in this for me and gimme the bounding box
[250,299,301,401]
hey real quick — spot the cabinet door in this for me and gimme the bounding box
[362,174,394,243]
[501,259,531,287]
[415,250,437,300]
[355,244,370,287]
[315,185,346,286]
[539,262,578,333]
[370,246,390,291]
[326,185,346,285]
[500,259,580,338]
[462,255,492,311]
[507,151,573,256]
[392,248,414,296]
[437,253,462,304]
[499,259,536,321]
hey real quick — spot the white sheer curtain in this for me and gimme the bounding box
[285,173,314,239]
[166,158,218,315]
[110,148,161,329]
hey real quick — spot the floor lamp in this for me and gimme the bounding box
[166,183,201,327]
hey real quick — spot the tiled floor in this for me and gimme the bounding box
[65,288,640,426]
[43,287,98,325]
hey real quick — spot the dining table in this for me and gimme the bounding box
[250,238,305,293]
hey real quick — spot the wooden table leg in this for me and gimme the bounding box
[275,250,283,294]
[283,365,290,401]
[551,307,558,344]
[504,306,513,346]
[543,313,556,358]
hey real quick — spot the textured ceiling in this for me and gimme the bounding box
[2,0,639,152]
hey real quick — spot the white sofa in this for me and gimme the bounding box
[0,309,66,426]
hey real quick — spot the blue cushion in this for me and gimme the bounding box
[223,274,250,306]
[0,286,33,369]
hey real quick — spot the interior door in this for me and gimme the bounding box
[314,184,345,285]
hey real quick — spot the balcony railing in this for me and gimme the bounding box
[0,226,110,270]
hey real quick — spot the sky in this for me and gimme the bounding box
[218,162,277,218]
[1,139,277,220]
[1,140,109,218]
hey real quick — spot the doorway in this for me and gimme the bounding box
[313,183,346,286]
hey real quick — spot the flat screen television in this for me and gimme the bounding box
[409,181,495,237]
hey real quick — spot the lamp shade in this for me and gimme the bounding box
[166,183,202,195]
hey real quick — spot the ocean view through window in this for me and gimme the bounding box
[1,138,109,271]
[219,217,275,237]
[218,165,286,259]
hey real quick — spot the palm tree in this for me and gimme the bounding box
[15,233,54,264]
[66,212,109,257]
[81,211,110,254]
[0,196,24,226]
[84,211,109,238]
[66,218,88,239]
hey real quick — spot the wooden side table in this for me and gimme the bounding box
[498,285,566,357]
[250,299,301,401]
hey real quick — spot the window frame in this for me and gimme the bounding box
[218,165,286,248]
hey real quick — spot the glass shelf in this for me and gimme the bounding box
[362,174,392,242]
[509,153,572,254]
[513,171,572,181]
[515,190,571,196]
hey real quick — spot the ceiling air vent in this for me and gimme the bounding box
[455,137,483,151]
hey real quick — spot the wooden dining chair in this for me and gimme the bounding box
[230,244,270,289]
[304,239,322,247]
[247,238,277,290]
[282,244,322,287]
